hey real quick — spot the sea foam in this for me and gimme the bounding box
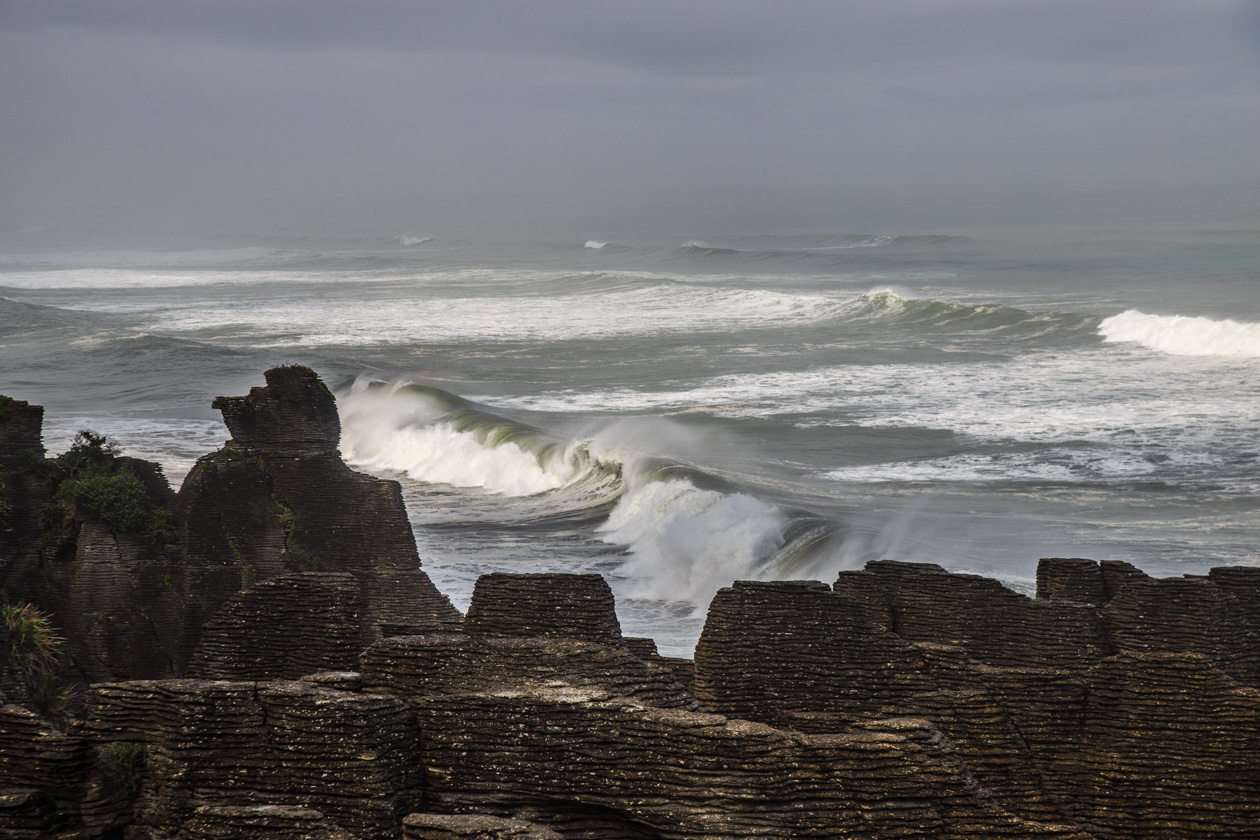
[1099,310,1260,357]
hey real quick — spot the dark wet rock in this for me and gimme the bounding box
[1208,565,1260,632]
[1037,557,1107,605]
[211,365,342,455]
[177,804,360,840]
[187,572,362,680]
[692,580,937,723]
[403,813,562,840]
[412,684,1092,840]
[361,632,697,710]
[79,678,422,840]
[299,671,363,692]
[0,703,135,839]
[1103,575,1260,684]
[1099,559,1148,599]
[1,401,186,686]
[177,366,459,670]
[833,561,1109,670]
[463,573,622,647]
[622,636,694,689]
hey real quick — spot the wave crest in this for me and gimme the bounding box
[1099,310,1260,357]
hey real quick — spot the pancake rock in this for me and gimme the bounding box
[186,572,363,680]
[1,398,187,685]
[177,365,459,669]
[79,678,422,840]
[402,813,562,840]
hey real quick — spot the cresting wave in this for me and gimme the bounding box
[1099,310,1260,357]
[335,379,850,608]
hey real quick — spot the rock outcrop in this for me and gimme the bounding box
[1,403,187,686]
[178,366,459,669]
[186,572,363,680]
[79,679,423,840]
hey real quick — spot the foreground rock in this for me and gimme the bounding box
[4,371,1260,839]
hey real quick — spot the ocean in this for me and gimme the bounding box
[2,223,1257,655]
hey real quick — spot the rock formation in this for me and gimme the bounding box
[177,365,459,669]
[3,372,1260,840]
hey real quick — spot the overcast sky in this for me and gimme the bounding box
[1,0,1258,233]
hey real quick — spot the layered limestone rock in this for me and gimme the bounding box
[176,804,360,840]
[687,562,1260,840]
[403,813,562,840]
[411,685,1092,840]
[361,633,697,711]
[833,560,1108,670]
[1103,575,1260,683]
[177,365,459,669]
[79,678,422,840]
[0,399,186,684]
[362,572,696,710]
[463,573,622,646]
[186,572,362,680]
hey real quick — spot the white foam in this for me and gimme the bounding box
[584,240,608,249]
[91,283,845,344]
[337,384,576,496]
[1099,309,1260,357]
[395,235,433,246]
[598,473,786,608]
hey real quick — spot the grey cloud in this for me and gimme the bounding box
[1,0,1257,232]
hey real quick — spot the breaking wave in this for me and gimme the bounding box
[336,378,856,609]
[1099,310,1260,357]
[395,235,434,246]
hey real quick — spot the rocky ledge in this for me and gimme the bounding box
[2,369,1258,839]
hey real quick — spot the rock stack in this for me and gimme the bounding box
[177,366,460,668]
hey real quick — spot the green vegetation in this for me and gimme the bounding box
[103,741,145,798]
[40,429,174,538]
[57,468,149,533]
[3,600,70,721]
[0,394,14,422]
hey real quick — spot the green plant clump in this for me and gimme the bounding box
[57,468,150,533]
[0,395,14,422]
[3,600,69,720]
[103,740,146,798]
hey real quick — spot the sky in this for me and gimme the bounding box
[1,0,1258,234]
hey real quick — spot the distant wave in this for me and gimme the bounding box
[1099,310,1260,357]
[669,234,968,262]
[842,289,1094,338]
[395,235,434,246]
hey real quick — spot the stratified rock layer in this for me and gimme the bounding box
[178,366,459,669]
[402,813,562,840]
[187,572,362,680]
[463,573,622,646]
[79,679,422,840]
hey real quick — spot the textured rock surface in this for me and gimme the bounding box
[412,685,1092,840]
[177,365,459,669]
[685,562,1260,840]
[361,633,697,710]
[1104,575,1260,683]
[80,678,422,840]
[1,399,186,685]
[177,804,360,840]
[463,573,622,646]
[403,813,562,840]
[187,572,363,680]
[833,561,1108,670]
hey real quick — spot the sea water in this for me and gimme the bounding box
[2,224,1257,655]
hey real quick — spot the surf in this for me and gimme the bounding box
[1099,310,1260,357]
